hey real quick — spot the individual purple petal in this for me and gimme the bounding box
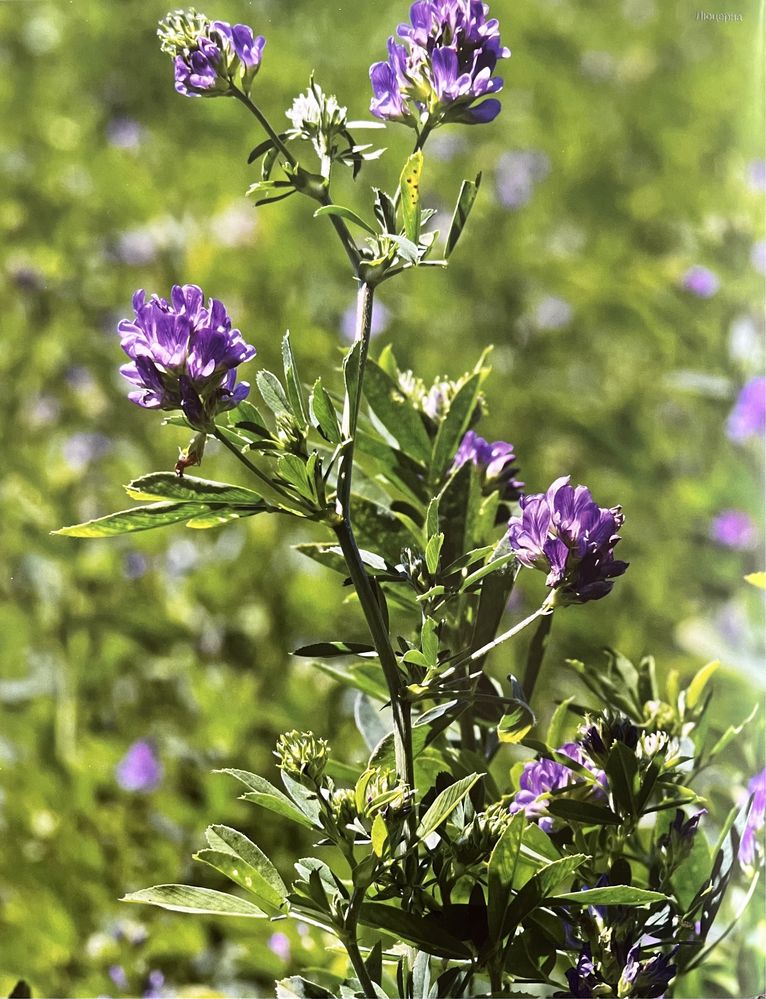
[739,766,766,868]
[452,431,523,500]
[682,265,720,298]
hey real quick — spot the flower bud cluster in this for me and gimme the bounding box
[274,730,330,784]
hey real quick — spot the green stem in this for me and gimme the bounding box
[456,605,552,670]
[231,88,297,167]
[212,429,296,506]
[317,188,362,273]
[343,886,377,997]
[522,611,554,703]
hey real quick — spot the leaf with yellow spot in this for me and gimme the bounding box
[399,150,424,244]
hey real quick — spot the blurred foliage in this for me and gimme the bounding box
[0,0,763,996]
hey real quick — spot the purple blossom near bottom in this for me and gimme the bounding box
[510,743,606,832]
[681,265,720,298]
[109,965,129,991]
[710,510,758,550]
[144,970,165,999]
[116,740,163,793]
[619,945,677,998]
[726,376,766,442]
[739,766,766,868]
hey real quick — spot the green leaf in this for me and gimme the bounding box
[497,677,536,745]
[371,812,388,857]
[416,773,482,841]
[281,331,308,424]
[446,173,481,258]
[487,811,526,941]
[310,659,389,702]
[708,703,759,758]
[359,902,472,960]
[121,884,267,917]
[459,551,516,592]
[546,799,622,826]
[547,697,575,749]
[430,370,484,480]
[502,855,587,936]
[200,824,286,908]
[553,886,667,906]
[293,641,376,658]
[256,370,292,416]
[425,532,444,575]
[363,361,433,464]
[277,454,317,503]
[686,659,719,710]
[605,741,639,817]
[125,472,264,506]
[276,978,335,999]
[399,150,424,244]
[215,769,315,829]
[308,377,341,444]
[313,203,377,235]
[54,502,218,537]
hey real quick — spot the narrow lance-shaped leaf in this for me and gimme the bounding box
[553,886,668,906]
[54,502,229,538]
[256,370,292,416]
[282,331,308,424]
[399,150,424,244]
[125,472,263,506]
[445,173,481,258]
[487,810,526,941]
[121,884,267,918]
[308,377,341,444]
[497,677,535,745]
[416,773,482,841]
[313,203,377,235]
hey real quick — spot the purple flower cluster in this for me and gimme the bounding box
[710,509,758,550]
[726,376,766,443]
[510,743,606,833]
[370,0,510,129]
[507,476,628,604]
[452,430,523,500]
[565,944,676,999]
[118,285,255,430]
[739,766,766,868]
[158,11,265,98]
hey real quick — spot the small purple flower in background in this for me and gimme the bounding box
[739,766,766,869]
[726,376,766,442]
[619,945,677,999]
[109,965,129,991]
[507,476,628,604]
[534,295,572,331]
[681,265,720,298]
[341,300,390,340]
[117,284,256,430]
[123,551,150,580]
[106,118,145,151]
[510,743,605,832]
[495,150,550,209]
[116,740,163,793]
[62,432,113,473]
[747,159,766,193]
[268,931,291,962]
[751,239,766,276]
[710,510,758,550]
[452,430,523,500]
[370,0,510,130]
[144,970,165,999]
[157,10,265,99]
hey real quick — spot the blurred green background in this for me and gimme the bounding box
[1,0,764,995]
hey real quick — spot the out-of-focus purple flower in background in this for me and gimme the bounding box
[109,964,129,991]
[341,299,390,341]
[369,0,510,129]
[268,931,291,962]
[106,118,145,151]
[116,740,163,793]
[62,432,113,473]
[452,430,523,500]
[750,239,766,276]
[681,265,720,298]
[507,476,628,604]
[144,969,165,999]
[726,376,766,443]
[747,158,766,194]
[710,510,758,550]
[739,766,766,869]
[495,150,550,209]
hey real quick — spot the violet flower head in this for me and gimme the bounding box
[565,947,599,998]
[739,765,766,869]
[116,740,163,793]
[510,743,605,833]
[710,509,758,550]
[726,376,766,443]
[452,430,523,500]
[117,284,255,430]
[507,476,628,604]
[619,945,677,999]
[370,1,510,130]
[158,10,265,98]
